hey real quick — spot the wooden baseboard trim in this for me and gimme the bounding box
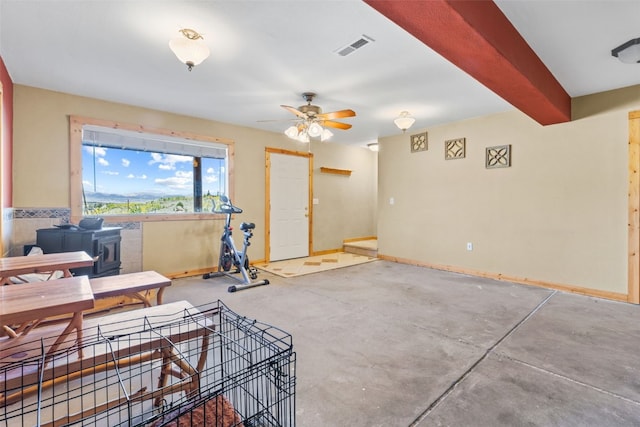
[164,258,267,279]
[378,254,630,304]
[312,248,342,256]
[343,236,377,243]
[165,267,215,280]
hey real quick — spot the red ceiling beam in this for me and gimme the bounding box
[364,0,571,125]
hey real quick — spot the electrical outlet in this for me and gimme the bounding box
[389,197,395,205]
[466,242,473,251]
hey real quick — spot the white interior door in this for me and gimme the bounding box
[269,153,309,261]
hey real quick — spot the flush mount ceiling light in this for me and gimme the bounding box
[394,111,416,132]
[612,38,640,64]
[169,28,210,71]
[367,143,379,152]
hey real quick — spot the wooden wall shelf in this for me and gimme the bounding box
[320,167,352,176]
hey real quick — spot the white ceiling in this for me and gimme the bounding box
[0,0,639,148]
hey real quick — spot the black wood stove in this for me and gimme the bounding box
[36,226,122,278]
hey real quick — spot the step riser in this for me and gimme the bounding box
[344,246,377,258]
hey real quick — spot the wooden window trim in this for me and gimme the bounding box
[69,115,235,223]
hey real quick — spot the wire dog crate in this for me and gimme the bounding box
[0,300,296,426]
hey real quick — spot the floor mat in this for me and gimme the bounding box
[256,252,377,278]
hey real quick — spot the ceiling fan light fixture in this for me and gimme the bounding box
[320,128,334,141]
[169,28,210,71]
[284,125,299,138]
[308,122,323,137]
[297,132,310,143]
[280,92,355,141]
[612,38,640,64]
[394,111,415,132]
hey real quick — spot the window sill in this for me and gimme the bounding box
[72,212,226,224]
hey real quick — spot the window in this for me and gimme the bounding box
[70,116,234,222]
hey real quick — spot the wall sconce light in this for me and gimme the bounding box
[612,38,640,64]
[394,111,415,132]
[169,28,210,71]
[367,143,379,152]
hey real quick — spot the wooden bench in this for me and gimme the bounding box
[0,300,215,422]
[0,251,94,286]
[89,270,171,308]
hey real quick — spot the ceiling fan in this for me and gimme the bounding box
[281,92,356,129]
[277,92,356,142]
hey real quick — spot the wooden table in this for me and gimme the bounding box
[0,276,95,358]
[0,251,94,286]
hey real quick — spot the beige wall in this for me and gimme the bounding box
[378,85,640,296]
[12,85,377,275]
[12,81,638,296]
[311,142,378,250]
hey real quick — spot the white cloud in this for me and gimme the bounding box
[155,170,193,190]
[84,146,107,157]
[121,158,130,167]
[149,153,191,171]
[127,173,147,180]
[102,171,119,176]
[82,180,104,192]
[98,157,109,166]
[204,167,218,183]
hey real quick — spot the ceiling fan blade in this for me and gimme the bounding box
[281,105,306,118]
[257,118,298,123]
[317,109,356,120]
[322,120,352,130]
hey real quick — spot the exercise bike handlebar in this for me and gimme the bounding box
[212,195,243,214]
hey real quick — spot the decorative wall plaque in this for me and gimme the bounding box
[445,138,466,160]
[485,144,511,168]
[410,132,428,153]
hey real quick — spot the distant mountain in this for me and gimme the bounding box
[84,192,185,203]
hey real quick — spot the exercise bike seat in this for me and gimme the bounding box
[240,222,255,231]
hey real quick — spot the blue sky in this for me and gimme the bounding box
[82,146,225,197]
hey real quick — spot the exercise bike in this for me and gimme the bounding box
[203,195,269,292]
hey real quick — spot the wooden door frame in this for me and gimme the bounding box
[264,147,313,263]
[628,110,640,303]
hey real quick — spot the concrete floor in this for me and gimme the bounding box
[164,260,640,426]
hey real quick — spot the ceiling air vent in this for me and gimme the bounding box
[334,34,375,57]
